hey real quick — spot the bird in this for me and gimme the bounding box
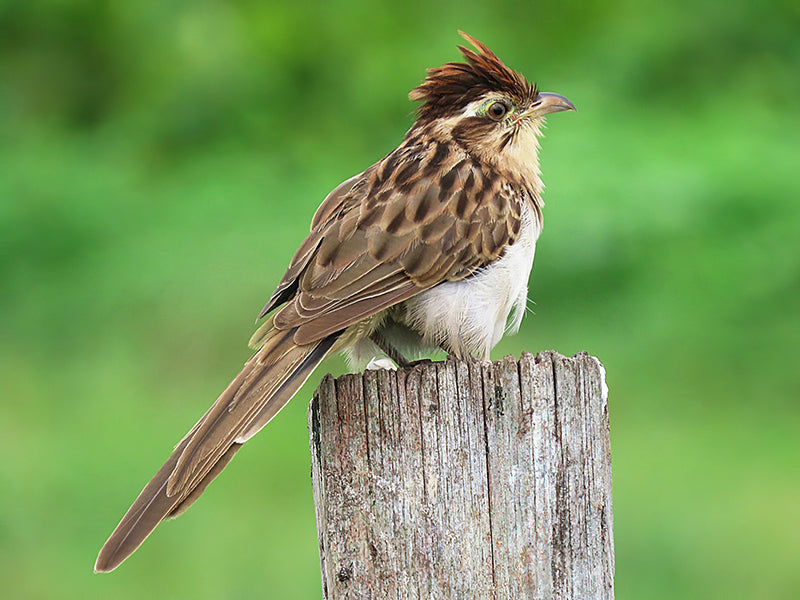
[94,31,574,573]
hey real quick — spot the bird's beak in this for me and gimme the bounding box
[534,92,575,116]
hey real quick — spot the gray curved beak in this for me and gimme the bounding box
[535,92,576,115]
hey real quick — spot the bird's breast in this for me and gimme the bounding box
[400,202,540,359]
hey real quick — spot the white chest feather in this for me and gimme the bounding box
[402,203,540,360]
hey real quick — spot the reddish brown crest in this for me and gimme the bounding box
[409,31,537,121]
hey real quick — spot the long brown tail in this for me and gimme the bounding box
[94,327,338,573]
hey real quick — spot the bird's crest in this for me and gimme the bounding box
[409,31,537,121]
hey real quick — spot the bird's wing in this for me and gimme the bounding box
[261,141,525,346]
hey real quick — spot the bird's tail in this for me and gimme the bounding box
[94,324,338,573]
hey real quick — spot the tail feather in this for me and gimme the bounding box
[167,444,241,519]
[94,328,338,573]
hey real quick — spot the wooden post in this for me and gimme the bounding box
[308,351,613,599]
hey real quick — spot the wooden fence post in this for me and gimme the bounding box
[308,351,614,599]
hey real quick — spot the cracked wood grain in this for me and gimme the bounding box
[308,351,613,599]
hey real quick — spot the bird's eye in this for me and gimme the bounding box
[487,101,509,121]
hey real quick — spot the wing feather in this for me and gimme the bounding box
[261,139,527,345]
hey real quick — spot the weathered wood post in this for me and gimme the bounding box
[308,351,613,599]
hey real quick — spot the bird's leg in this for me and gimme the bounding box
[439,346,487,364]
[437,343,471,363]
[369,331,413,369]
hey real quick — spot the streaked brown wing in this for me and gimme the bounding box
[262,140,525,345]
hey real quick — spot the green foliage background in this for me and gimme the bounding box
[1,1,798,598]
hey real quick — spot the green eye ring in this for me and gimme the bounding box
[483,100,511,121]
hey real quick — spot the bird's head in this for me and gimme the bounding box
[409,32,574,179]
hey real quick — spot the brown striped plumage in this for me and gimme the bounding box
[95,31,573,573]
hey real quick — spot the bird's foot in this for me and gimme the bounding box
[406,358,434,368]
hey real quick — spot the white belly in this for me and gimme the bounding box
[401,204,540,360]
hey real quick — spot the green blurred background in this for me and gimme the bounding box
[2,0,798,598]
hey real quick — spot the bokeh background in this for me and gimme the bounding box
[2,1,798,598]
